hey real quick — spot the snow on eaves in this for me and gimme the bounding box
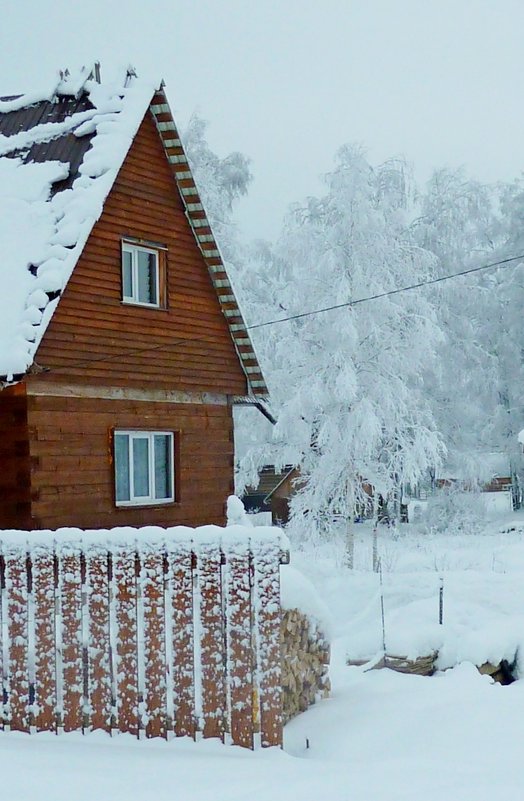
[0,70,159,382]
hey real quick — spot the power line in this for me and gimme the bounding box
[247,253,524,331]
[35,251,524,376]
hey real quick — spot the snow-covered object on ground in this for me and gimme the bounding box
[226,495,253,527]
[519,429,524,446]
[291,513,524,672]
[280,564,332,641]
[0,67,158,381]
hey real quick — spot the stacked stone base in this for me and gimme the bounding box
[281,608,331,724]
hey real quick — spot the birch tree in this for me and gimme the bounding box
[242,146,445,538]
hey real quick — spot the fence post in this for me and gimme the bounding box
[59,534,83,732]
[113,540,139,736]
[86,544,112,732]
[167,535,195,739]
[224,535,254,749]
[196,535,226,741]
[140,541,168,739]
[252,535,283,748]
[5,543,30,732]
[32,542,57,731]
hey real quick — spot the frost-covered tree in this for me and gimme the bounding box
[182,113,252,267]
[415,169,524,498]
[241,146,445,538]
[412,168,501,475]
[181,116,277,468]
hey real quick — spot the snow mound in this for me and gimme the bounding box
[281,564,332,640]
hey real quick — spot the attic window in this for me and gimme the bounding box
[121,242,164,307]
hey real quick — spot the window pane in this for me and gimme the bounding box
[154,435,172,499]
[133,437,150,497]
[115,434,130,502]
[137,251,157,304]
[122,250,133,299]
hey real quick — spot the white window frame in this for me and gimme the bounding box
[121,242,160,307]
[114,430,175,507]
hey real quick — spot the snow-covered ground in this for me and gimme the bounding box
[292,511,524,670]
[3,511,524,800]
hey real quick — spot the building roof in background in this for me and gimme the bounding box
[438,452,511,482]
[243,465,297,500]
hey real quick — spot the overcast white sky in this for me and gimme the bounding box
[2,0,524,240]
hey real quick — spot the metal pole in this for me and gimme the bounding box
[379,560,386,657]
[439,576,444,625]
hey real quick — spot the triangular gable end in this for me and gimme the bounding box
[0,71,267,398]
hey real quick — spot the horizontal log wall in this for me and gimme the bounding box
[0,528,284,748]
[0,386,31,529]
[27,392,234,530]
[33,110,248,396]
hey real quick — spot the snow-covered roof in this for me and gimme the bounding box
[437,451,511,481]
[0,66,267,395]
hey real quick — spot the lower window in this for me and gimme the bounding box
[114,431,174,506]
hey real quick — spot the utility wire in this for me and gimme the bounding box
[34,251,524,376]
[247,253,524,330]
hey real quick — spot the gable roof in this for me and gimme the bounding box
[244,465,297,500]
[0,67,267,396]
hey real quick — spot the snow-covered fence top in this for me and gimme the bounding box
[0,524,289,748]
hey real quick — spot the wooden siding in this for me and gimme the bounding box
[27,394,234,529]
[33,110,249,396]
[0,386,31,529]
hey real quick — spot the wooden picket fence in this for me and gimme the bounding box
[0,526,287,748]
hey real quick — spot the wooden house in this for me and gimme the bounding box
[0,67,267,530]
[242,465,297,524]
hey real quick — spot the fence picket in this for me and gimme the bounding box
[197,538,226,740]
[5,546,30,732]
[32,545,57,731]
[0,527,285,748]
[140,547,167,739]
[113,544,139,736]
[60,539,83,732]
[253,538,283,748]
[86,547,112,732]
[168,538,195,739]
[225,542,254,749]
[0,552,5,730]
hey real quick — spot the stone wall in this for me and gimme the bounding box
[281,607,331,724]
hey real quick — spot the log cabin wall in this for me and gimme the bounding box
[0,386,31,529]
[13,107,251,530]
[33,110,249,396]
[26,392,234,530]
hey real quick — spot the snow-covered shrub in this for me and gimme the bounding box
[421,485,485,535]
